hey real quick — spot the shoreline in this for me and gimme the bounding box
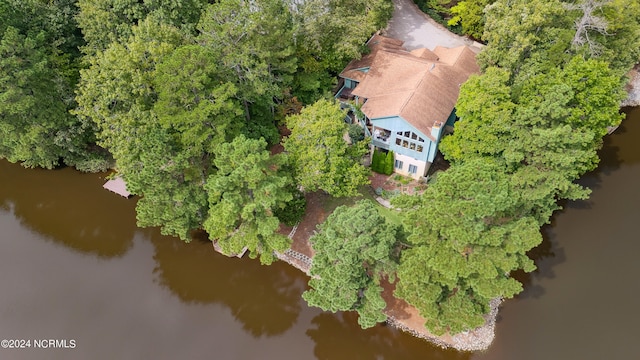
[213,205,501,352]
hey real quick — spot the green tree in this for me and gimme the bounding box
[443,58,624,224]
[204,135,293,265]
[0,0,101,170]
[566,0,640,75]
[198,0,297,143]
[154,44,245,161]
[439,67,516,162]
[76,0,207,55]
[479,0,571,75]
[0,27,63,168]
[384,150,394,175]
[284,99,370,197]
[393,159,542,335]
[75,19,243,240]
[290,0,393,102]
[303,200,400,329]
[371,148,383,174]
[448,0,494,39]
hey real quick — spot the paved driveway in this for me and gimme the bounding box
[384,0,479,51]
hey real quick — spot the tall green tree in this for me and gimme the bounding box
[0,27,63,168]
[75,19,243,240]
[284,99,370,197]
[448,0,494,39]
[198,0,297,143]
[479,0,572,75]
[204,135,293,265]
[439,67,516,161]
[442,58,624,224]
[154,44,245,163]
[0,0,101,170]
[290,0,393,102]
[303,200,400,329]
[393,159,542,335]
[76,0,207,55]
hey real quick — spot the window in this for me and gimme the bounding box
[411,132,417,140]
[418,137,425,142]
[417,145,424,152]
[395,138,401,146]
[409,143,416,150]
[408,164,418,174]
[402,140,409,148]
[404,131,410,137]
[395,160,403,169]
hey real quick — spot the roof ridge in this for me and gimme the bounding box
[381,49,437,65]
[397,61,434,119]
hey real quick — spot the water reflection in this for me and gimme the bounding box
[148,229,305,337]
[512,222,567,301]
[308,312,471,360]
[0,161,135,257]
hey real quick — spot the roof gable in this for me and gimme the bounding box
[346,35,480,139]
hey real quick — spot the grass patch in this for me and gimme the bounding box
[320,186,406,227]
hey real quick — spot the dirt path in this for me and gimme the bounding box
[384,0,482,51]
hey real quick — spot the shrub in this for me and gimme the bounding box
[348,124,365,143]
[371,149,384,173]
[384,150,394,175]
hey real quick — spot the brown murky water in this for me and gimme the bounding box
[1,109,639,360]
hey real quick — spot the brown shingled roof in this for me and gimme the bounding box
[345,36,480,141]
[339,34,406,81]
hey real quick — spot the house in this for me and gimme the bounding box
[335,34,479,179]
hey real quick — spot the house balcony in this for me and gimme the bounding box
[372,128,391,150]
[335,86,356,104]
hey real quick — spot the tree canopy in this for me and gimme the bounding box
[204,135,293,265]
[284,99,370,197]
[393,159,542,335]
[303,200,400,328]
[394,0,637,336]
[0,0,103,171]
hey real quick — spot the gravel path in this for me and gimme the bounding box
[384,0,481,51]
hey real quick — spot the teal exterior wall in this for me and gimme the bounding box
[369,116,436,162]
[445,108,457,127]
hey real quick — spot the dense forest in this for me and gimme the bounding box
[1,0,639,337]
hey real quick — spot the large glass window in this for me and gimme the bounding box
[408,164,418,174]
[395,160,403,169]
[395,130,426,152]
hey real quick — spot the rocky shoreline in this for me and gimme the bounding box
[217,218,502,352]
[623,65,640,107]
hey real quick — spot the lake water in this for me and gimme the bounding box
[1,108,639,360]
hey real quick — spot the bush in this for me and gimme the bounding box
[384,150,394,175]
[348,124,365,143]
[371,149,384,173]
